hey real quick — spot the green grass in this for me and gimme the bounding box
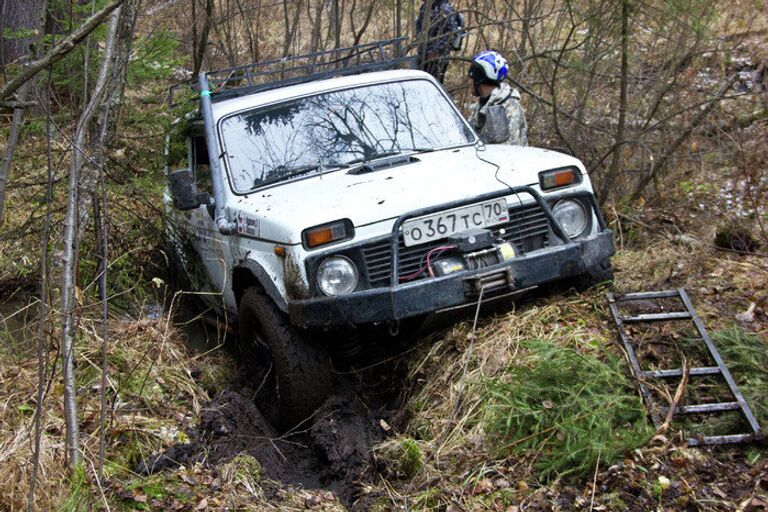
[59,464,97,512]
[483,338,652,481]
[712,326,768,425]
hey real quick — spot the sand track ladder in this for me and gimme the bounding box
[606,288,762,446]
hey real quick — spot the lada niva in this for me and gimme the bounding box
[165,40,614,428]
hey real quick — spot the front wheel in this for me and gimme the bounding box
[238,287,332,430]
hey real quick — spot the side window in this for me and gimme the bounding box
[192,136,212,195]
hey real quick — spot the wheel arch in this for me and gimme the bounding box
[232,261,288,313]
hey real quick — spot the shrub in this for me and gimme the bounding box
[483,338,651,481]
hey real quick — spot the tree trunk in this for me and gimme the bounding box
[0,0,44,69]
[59,7,121,470]
[79,0,137,239]
[27,64,53,512]
[0,0,46,224]
[0,81,30,225]
[192,0,213,76]
[599,0,629,204]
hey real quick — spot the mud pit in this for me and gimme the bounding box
[139,300,408,507]
[139,388,387,505]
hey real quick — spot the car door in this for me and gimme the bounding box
[187,135,232,313]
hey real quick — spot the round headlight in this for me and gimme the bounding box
[552,199,588,238]
[317,256,359,296]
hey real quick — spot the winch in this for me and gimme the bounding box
[431,228,516,277]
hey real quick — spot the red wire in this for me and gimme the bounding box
[399,245,456,281]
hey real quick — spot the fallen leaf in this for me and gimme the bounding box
[542,400,554,409]
[379,419,391,432]
[132,492,148,503]
[181,473,198,485]
[470,478,494,495]
[493,477,510,489]
[196,497,208,510]
[304,494,323,508]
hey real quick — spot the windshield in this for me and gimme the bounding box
[220,79,475,193]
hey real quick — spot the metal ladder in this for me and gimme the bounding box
[606,288,762,446]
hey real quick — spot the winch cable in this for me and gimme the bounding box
[449,284,485,422]
[473,141,525,247]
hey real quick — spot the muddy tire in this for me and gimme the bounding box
[238,287,332,430]
[574,258,614,291]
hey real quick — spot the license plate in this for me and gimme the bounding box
[402,198,509,247]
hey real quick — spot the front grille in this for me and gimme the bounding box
[362,202,552,288]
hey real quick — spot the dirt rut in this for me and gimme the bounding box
[139,388,386,505]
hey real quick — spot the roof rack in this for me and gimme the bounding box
[169,38,415,106]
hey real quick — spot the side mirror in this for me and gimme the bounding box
[169,169,208,210]
[480,105,510,144]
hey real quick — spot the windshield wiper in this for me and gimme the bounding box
[344,148,438,167]
[256,162,341,187]
[344,150,402,167]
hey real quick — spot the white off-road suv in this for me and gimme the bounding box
[165,40,614,428]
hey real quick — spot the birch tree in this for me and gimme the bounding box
[59,7,122,468]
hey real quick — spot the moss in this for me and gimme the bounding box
[219,453,263,495]
[373,437,425,480]
[197,357,237,395]
[412,487,442,508]
[397,438,424,479]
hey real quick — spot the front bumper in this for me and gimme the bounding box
[288,229,614,328]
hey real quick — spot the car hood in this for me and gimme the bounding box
[230,145,586,244]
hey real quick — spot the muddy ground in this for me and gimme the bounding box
[120,284,767,511]
[129,307,419,510]
[138,389,381,505]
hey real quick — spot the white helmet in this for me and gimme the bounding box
[468,50,508,84]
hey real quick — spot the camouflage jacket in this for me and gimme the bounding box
[416,0,460,55]
[468,83,528,146]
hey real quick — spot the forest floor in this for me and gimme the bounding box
[1,175,766,511]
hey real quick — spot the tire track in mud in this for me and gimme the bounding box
[139,389,386,505]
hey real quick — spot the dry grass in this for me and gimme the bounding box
[365,227,767,508]
[363,288,631,504]
[0,296,211,511]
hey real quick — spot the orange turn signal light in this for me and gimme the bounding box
[306,228,335,247]
[302,220,353,249]
[539,167,580,190]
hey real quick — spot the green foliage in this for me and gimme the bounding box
[663,0,716,37]
[59,464,96,512]
[221,453,263,484]
[712,326,768,423]
[397,438,424,479]
[483,339,651,481]
[128,30,183,83]
[376,437,424,479]
[45,0,109,100]
[3,27,37,40]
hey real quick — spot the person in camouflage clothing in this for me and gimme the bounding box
[416,0,461,83]
[467,50,528,146]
